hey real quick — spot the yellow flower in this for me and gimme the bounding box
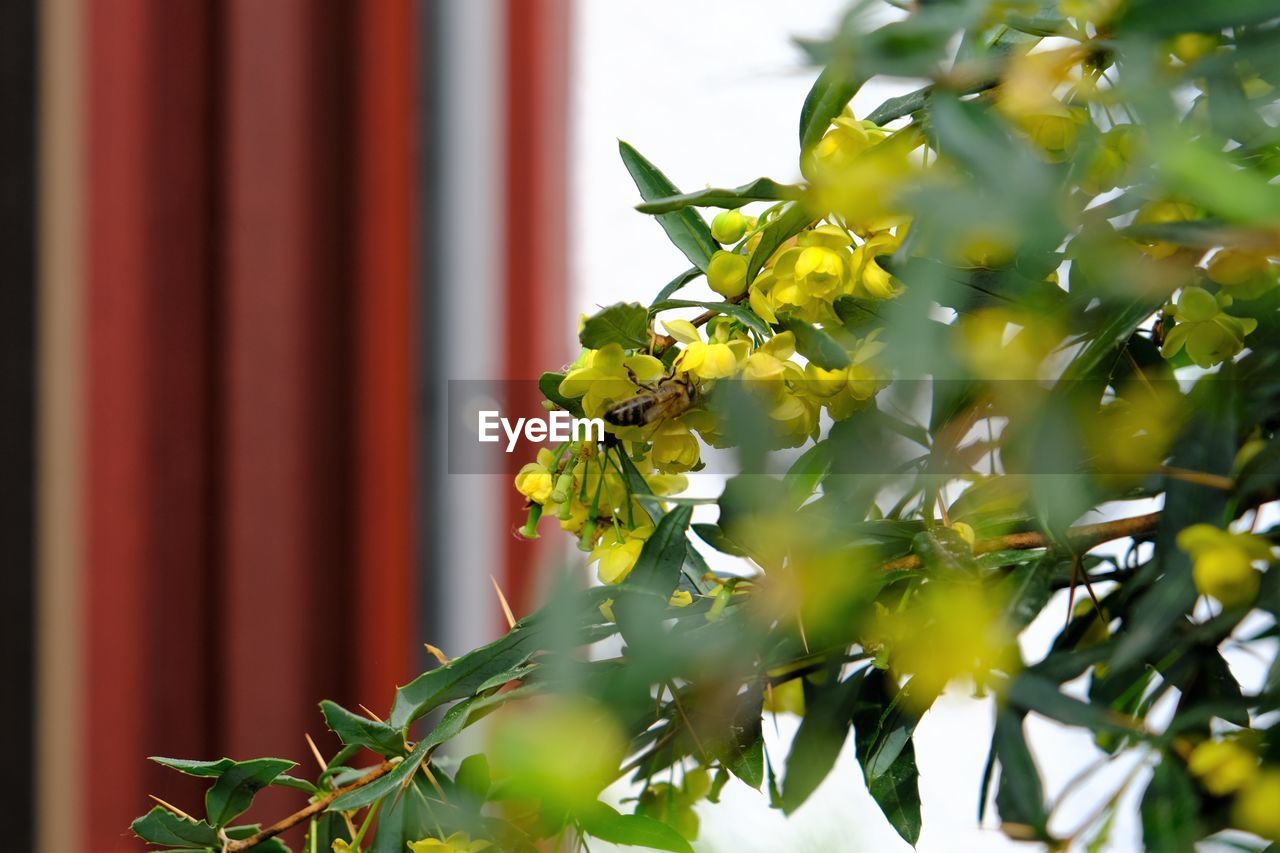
[514,447,556,503]
[591,526,654,584]
[651,421,701,473]
[560,345,665,418]
[1188,739,1259,796]
[794,245,846,298]
[1207,249,1277,299]
[408,832,491,853]
[1233,768,1280,840]
[669,589,693,607]
[851,230,903,299]
[670,318,751,382]
[1161,287,1257,368]
[707,250,749,298]
[1177,524,1271,607]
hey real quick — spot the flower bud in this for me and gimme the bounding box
[711,210,748,244]
[550,472,574,505]
[707,250,749,298]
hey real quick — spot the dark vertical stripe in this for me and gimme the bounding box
[0,0,37,848]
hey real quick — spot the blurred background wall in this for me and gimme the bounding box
[3,1,570,849]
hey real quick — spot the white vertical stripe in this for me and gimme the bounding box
[436,0,507,658]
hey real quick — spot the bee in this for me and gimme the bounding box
[605,373,698,428]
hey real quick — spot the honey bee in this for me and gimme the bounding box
[605,374,698,427]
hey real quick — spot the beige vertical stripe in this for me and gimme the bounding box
[36,0,83,850]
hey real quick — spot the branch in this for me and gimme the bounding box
[226,760,397,852]
[879,511,1162,572]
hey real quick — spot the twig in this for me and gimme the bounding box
[690,293,748,327]
[225,760,397,852]
[880,511,1162,572]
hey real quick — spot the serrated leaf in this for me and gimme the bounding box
[580,302,650,350]
[321,701,406,758]
[206,757,296,827]
[619,141,718,271]
[390,625,542,731]
[150,756,237,778]
[131,806,220,847]
[635,178,801,214]
[650,298,770,338]
[578,802,694,853]
[777,315,850,370]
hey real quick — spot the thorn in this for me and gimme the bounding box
[304,733,328,772]
[149,795,197,823]
[423,643,450,666]
[420,763,449,802]
[359,704,385,723]
[490,574,517,629]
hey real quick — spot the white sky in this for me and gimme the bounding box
[568,2,1276,851]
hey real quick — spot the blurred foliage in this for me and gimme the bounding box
[137,1,1280,850]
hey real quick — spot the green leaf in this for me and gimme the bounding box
[206,758,296,827]
[781,672,859,813]
[1141,758,1203,852]
[321,701,406,758]
[455,753,491,802]
[651,267,702,306]
[852,670,921,846]
[131,807,220,848]
[619,141,718,271]
[747,204,815,286]
[777,314,850,370]
[578,802,694,853]
[691,522,747,557]
[999,555,1057,631]
[636,178,801,213]
[650,298,770,338]
[150,756,236,778]
[368,776,438,853]
[831,295,884,330]
[580,302,650,350]
[993,709,1046,835]
[1118,0,1280,34]
[540,372,585,419]
[623,504,694,599]
[390,624,543,731]
[1007,674,1138,736]
[784,440,833,508]
[800,66,862,153]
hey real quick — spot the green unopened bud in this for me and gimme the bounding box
[707,250,749,299]
[550,472,574,505]
[518,503,543,539]
[711,210,748,244]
